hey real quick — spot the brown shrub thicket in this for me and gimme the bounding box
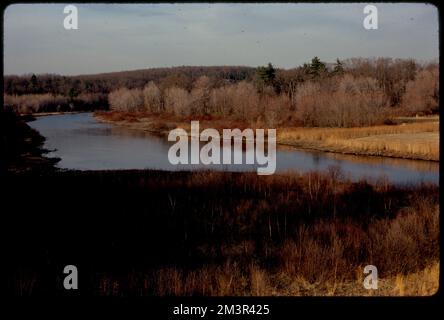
[3,93,108,113]
[190,76,212,115]
[108,87,143,112]
[403,69,439,115]
[106,61,438,128]
[164,86,192,116]
[228,81,261,121]
[4,93,68,113]
[8,169,436,296]
[142,81,162,113]
[6,169,439,295]
[6,168,439,295]
[295,75,389,127]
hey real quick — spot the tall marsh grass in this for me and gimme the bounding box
[4,169,439,296]
[278,121,439,160]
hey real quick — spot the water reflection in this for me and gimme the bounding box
[29,113,439,185]
[278,144,439,173]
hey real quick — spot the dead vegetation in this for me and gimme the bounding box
[7,169,437,296]
[278,120,439,160]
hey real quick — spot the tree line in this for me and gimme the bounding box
[3,58,439,127]
[4,66,256,96]
[108,57,439,127]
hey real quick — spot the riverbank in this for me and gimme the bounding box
[4,169,439,296]
[94,110,250,136]
[0,110,59,173]
[94,111,439,161]
[278,121,439,161]
[20,111,88,117]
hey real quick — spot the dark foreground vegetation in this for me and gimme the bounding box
[3,168,438,296]
[0,109,59,173]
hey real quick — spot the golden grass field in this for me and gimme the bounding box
[277,120,439,161]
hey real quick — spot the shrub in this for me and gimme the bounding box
[295,75,389,127]
[403,69,439,115]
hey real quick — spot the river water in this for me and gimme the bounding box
[29,112,439,185]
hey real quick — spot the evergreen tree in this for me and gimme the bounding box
[303,57,327,79]
[30,74,38,93]
[256,62,276,86]
[332,58,344,75]
[308,56,326,78]
[68,87,78,101]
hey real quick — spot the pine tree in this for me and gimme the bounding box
[256,62,276,86]
[308,56,326,78]
[303,57,327,79]
[332,58,344,75]
[68,87,78,101]
[30,74,38,93]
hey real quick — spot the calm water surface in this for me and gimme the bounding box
[29,113,439,185]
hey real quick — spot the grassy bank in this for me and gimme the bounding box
[278,120,439,161]
[4,169,439,296]
[95,111,439,161]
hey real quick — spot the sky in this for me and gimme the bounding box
[3,3,439,76]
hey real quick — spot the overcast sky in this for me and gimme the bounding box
[3,3,439,75]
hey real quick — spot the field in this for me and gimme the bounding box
[118,260,439,296]
[278,119,439,161]
[4,169,439,296]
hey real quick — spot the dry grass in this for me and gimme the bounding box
[390,262,439,296]
[278,120,439,160]
[80,170,438,297]
[7,170,439,296]
[278,121,438,141]
[394,115,440,123]
[348,132,438,159]
[96,261,439,297]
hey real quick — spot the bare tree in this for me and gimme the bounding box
[231,81,260,121]
[109,87,143,112]
[164,86,191,116]
[295,75,388,127]
[191,76,212,115]
[143,81,162,112]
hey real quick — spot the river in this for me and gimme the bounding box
[29,112,439,185]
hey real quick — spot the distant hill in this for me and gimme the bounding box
[4,66,257,95]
